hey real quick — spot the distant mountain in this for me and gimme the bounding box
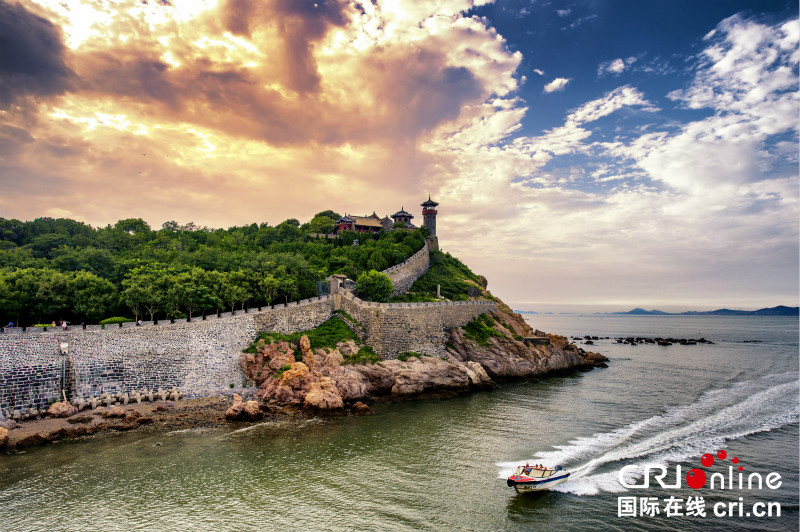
[514,310,538,314]
[611,305,799,316]
[623,308,669,315]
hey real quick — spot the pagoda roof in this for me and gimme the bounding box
[391,207,414,219]
[421,195,439,207]
[337,216,355,223]
[350,214,383,228]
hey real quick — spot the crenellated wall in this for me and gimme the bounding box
[0,275,495,414]
[337,292,495,357]
[382,242,430,296]
[0,297,334,413]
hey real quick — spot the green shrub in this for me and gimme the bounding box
[334,309,364,329]
[343,345,380,365]
[355,270,394,302]
[397,351,426,361]
[463,313,504,346]
[274,364,292,379]
[100,316,133,325]
[244,317,359,353]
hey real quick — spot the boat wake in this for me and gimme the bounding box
[497,372,799,495]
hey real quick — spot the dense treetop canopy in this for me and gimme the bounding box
[0,214,426,326]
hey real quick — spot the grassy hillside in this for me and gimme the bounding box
[390,250,486,302]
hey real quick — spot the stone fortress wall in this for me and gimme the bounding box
[383,243,430,296]
[0,238,494,414]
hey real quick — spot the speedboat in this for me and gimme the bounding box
[507,464,570,493]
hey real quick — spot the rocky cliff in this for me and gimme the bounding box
[234,295,607,418]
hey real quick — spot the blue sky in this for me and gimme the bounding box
[0,0,797,312]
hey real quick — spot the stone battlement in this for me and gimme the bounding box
[0,287,495,412]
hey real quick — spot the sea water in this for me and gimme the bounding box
[0,315,797,531]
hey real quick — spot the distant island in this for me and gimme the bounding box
[513,306,799,316]
[609,305,799,316]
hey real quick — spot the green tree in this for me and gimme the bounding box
[122,266,169,321]
[115,218,151,234]
[355,270,393,302]
[306,215,336,234]
[69,271,117,322]
[218,270,252,312]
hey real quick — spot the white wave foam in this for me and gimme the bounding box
[498,374,799,495]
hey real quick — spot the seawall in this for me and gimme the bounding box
[338,292,495,357]
[0,287,495,413]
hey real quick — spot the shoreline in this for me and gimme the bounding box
[1,361,605,450]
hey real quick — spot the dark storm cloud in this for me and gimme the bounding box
[222,0,347,92]
[76,52,181,109]
[0,1,74,107]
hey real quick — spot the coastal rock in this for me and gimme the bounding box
[123,411,142,423]
[304,377,344,413]
[385,356,471,397]
[241,340,296,386]
[0,427,8,447]
[67,414,93,424]
[351,401,372,415]
[0,420,18,430]
[463,361,496,390]
[48,401,78,418]
[102,406,126,418]
[446,311,599,380]
[16,433,47,447]
[225,394,263,421]
[155,401,175,411]
[350,363,396,396]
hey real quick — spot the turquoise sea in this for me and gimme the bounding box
[1,314,797,531]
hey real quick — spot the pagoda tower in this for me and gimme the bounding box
[421,195,438,236]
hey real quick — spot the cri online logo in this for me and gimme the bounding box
[618,449,782,490]
[686,449,740,489]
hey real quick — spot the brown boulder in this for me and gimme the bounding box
[123,411,142,423]
[48,401,78,418]
[299,336,316,372]
[303,377,344,413]
[155,401,175,411]
[67,414,93,424]
[102,406,126,418]
[351,401,372,415]
[16,433,47,447]
[225,394,263,421]
[0,427,8,447]
[385,356,471,397]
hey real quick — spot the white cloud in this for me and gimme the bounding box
[566,85,658,125]
[422,14,798,310]
[597,56,638,76]
[556,9,571,17]
[533,68,544,76]
[543,77,571,93]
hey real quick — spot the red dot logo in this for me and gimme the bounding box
[717,450,727,459]
[686,468,707,490]
[701,453,714,467]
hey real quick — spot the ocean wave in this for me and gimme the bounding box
[497,372,799,495]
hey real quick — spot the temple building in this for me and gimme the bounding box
[334,197,437,235]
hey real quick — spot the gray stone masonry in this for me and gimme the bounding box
[383,242,430,296]
[336,292,495,357]
[0,239,496,412]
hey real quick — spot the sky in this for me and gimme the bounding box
[0,0,797,313]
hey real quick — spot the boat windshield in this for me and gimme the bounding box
[514,466,556,478]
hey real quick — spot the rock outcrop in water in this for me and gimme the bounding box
[239,296,607,415]
[447,300,607,380]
